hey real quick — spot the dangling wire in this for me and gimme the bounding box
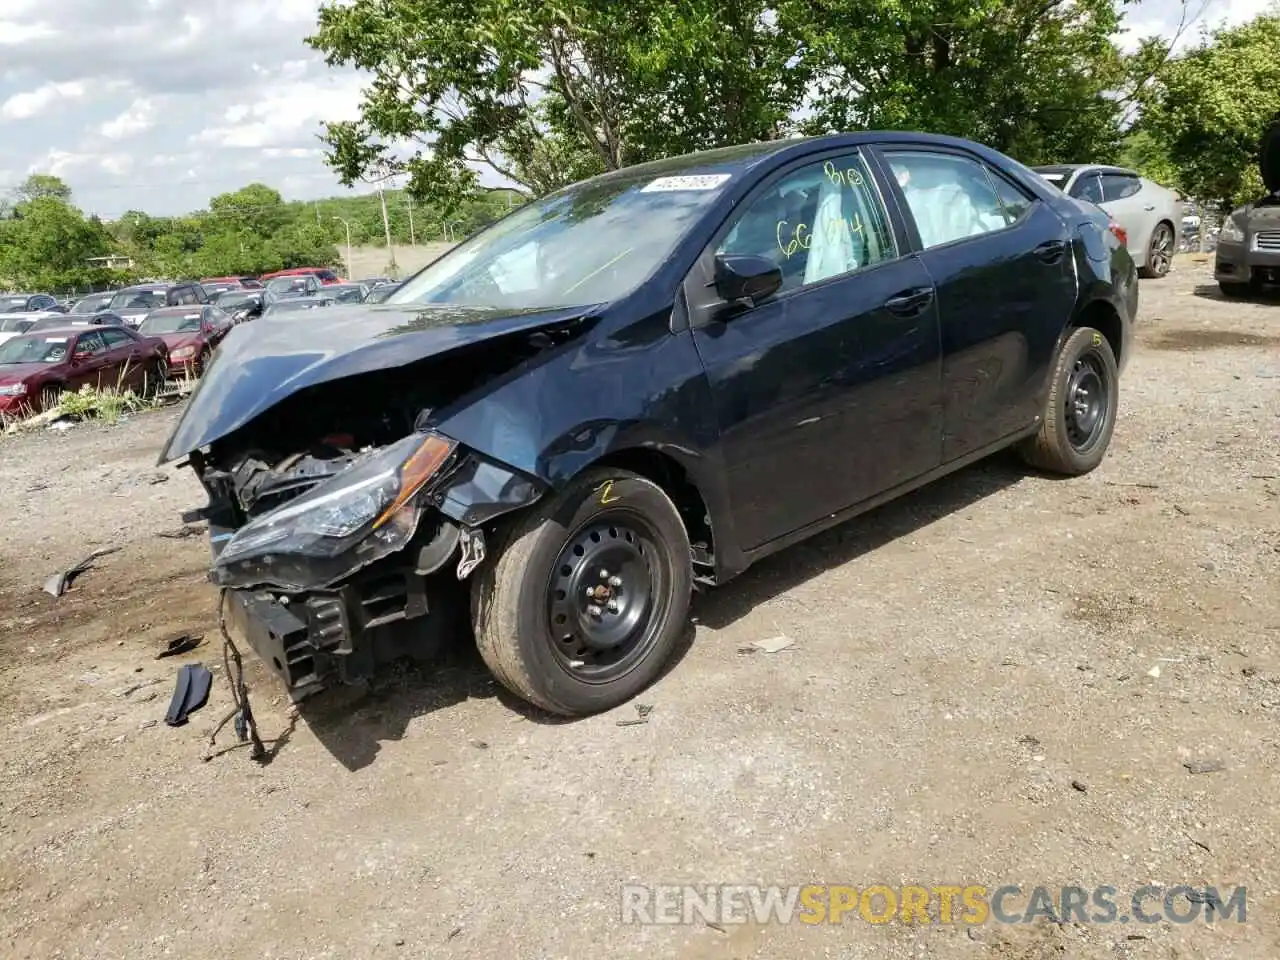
[208,589,267,761]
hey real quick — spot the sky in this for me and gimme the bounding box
[0,0,1273,219]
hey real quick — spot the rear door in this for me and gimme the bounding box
[1098,172,1150,258]
[878,147,1076,461]
[686,146,943,548]
[99,326,145,390]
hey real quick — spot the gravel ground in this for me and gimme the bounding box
[0,259,1277,960]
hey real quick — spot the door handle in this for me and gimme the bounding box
[883,287,934,317]
[1143,205,1155,211]
[1033,240,1067,264]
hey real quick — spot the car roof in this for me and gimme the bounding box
[1033,163,1140,177]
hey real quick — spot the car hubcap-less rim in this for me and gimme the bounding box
[1150,225,1172,275]
[546,513,666,683]
[1064,352,1109,453]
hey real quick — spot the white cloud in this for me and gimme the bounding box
[1,81,86,120]
[0,0,1272,216]
[99,98,156,139]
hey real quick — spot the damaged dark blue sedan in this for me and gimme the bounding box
[161,132,1138,717]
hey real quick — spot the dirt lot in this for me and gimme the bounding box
[1,259,1277,960]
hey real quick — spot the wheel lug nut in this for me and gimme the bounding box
[587,604,602,617]
[599,568,610,580]
[608,600,619,612]
[608,576,622,587]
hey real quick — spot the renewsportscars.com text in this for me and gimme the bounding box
[620,884,1247,926]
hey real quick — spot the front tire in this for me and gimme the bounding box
[1218,280,1253,298]
[1018,326,1119,475]
[471,468,693,716]
[1139,222,1174,279]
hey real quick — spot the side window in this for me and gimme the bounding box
[1070,173,1103,203]
[74,331,106,355]
[177,288,198,305]
[883,151,1010,249]
[988,170,1033,225]
[100,328,133,348]
[716,150,897,293]
[1100,174,1141,202]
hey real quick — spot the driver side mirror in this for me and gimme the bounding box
[713,254,783,306]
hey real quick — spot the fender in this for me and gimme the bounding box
[433,315,747,579]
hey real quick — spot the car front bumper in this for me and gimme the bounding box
[1214,235,1280,284]
[224,568,456,696]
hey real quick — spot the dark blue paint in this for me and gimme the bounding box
[162,131,1138,584]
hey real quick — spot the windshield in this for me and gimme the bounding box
[71,295,110,314]
[264,299,324,315]
[1033,166,1073,190]
[214,291,258,309]
[0,297,31,312]
[139,311,203,334]
[266,277,310,294]
[388,168,730,310]
[110,289,167,310]
[364,283,400,304]
[330,285,365,302]
[0,335,69,364]
[0,317,34,333]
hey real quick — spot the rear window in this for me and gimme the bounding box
[0,317,33,333]
[0,296,30,312]
[110,289,167,310]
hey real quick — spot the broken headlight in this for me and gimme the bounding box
[212,431,457,591]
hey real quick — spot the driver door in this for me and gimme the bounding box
[685,148,943,549]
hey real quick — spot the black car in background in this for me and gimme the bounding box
[0,292,63,313]
[259,295,337,318]
[163,131,1138,718]
[212,289,270,322]
[108,282,210,328]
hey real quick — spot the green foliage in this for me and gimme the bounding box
[0,192,116,291]
[1140,15,1280,212]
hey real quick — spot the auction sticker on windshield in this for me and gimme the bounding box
[641,174,731,192]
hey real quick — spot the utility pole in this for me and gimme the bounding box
[332,216,353,281]
[314,201,320,225]
[378,187,398,276]
[406,195,416,246]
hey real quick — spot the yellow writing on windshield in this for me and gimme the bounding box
[776,212,867,259]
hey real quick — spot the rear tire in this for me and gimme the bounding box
[38,384,63,413]
[1018,326,1119,476]
[145,357,169,397]
[471,468,692,716]
[1218,280,1253,299]
[1138,222,1174,279]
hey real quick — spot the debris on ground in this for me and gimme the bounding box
[1071,779,1088,793]
[157,524,206,539]
[1146,664,1162,678]
[42,546,121,597]
[155,634,203,659]
[617,702,654,726]
[1183,758,1226,775]
[739,635,795,655]
[164,663,213,727]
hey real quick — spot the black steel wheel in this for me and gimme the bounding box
[472,468,692,716]
[1140,222,1174,279]
[1018,325,1119,476]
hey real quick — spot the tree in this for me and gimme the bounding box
[208,183,289,237]
[12,174,73,205]
[307,0,806,208]
[0,196,114,290]
[782,0,1127,165]
[1140,15,1280,212]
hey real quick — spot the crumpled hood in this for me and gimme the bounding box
[157,301,598,463]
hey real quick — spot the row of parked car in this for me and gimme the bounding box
[0,268,404,419]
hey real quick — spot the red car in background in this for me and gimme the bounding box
[0,325,169,416]
[259,266,344,284]
[136,305,236,377]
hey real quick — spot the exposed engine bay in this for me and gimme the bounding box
[182,330,562,697]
